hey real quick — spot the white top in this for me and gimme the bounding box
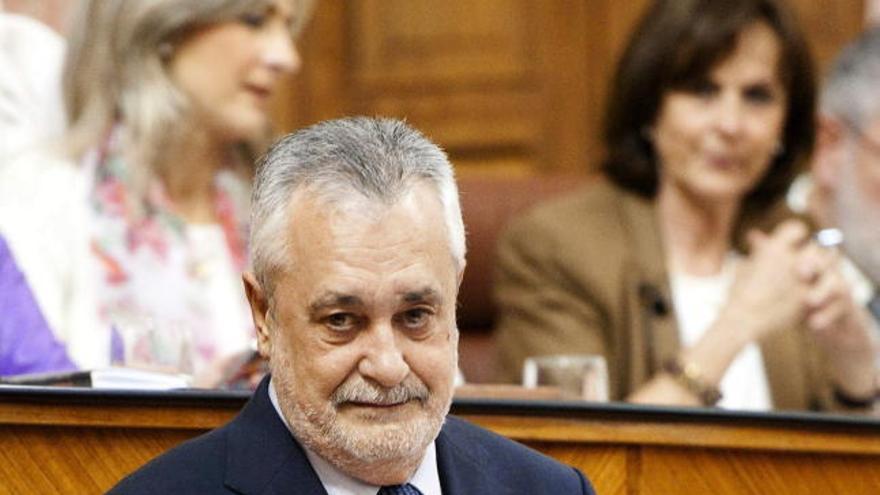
[268,379,442,495]
[670,256,773,411]
[0,13,66,163]
[0,151,102,365]
[183,224,253,367]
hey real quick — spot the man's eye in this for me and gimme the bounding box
[325,313,358,332]
[397,308,432,330]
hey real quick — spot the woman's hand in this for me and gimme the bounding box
[723,220,811,343]
[635,220,813,404]
[798,244,876,399]
[633,219,877,407]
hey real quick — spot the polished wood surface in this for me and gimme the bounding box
[1,386,879,494]
[0,388,242,495]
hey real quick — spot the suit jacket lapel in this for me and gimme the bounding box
[224,377,327,495]
[617,190,680,379]
[435,419,499,494]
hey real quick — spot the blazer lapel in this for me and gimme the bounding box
[435,419,499,494]
[618,191,680,379]
[759,328,817,411]
[224,377,327,495]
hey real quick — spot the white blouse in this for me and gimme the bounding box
[670,255,773,411]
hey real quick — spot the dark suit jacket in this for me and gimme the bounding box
[109,377,594,494]
[493,179,836,411]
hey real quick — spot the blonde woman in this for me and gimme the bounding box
[0,0,311,386]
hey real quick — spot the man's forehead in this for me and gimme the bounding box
[865,114,880,137]
[308,286,444,310]
[853,115,880,159]
[276,182,458,290]
[287,183,448,244]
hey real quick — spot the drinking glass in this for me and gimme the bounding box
[110,311,194,375]
[522,354,609,401]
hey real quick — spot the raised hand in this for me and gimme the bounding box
[722,220,811,342]
[797,243,876,399]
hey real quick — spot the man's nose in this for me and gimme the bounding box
[357,323,410,388]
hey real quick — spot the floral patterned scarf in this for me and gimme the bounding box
[88,128,252,379]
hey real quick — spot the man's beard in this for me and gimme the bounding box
[271,349,453,474]
[836,154,880,285]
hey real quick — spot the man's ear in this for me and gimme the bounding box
[813,114,847,190]
[243,272,272,359]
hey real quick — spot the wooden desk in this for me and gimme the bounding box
[1,386,879,494]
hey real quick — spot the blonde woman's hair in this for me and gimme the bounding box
[63,0,313,169]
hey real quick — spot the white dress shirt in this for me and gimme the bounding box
[268,378,443,495]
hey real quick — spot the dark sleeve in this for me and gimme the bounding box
[574,466,596,495]
[107,429,230,494]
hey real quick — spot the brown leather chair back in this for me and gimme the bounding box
[456,173,586,382]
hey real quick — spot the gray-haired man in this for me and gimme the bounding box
[807,28,880,325]
[110,117,595,494]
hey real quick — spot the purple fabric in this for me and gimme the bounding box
[0,234,76,376]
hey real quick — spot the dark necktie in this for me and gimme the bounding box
[378,484,424,495]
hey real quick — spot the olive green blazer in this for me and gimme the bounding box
[493,179,836,411]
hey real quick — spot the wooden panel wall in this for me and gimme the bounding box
[796,0,869,69]
[271,0,866,177]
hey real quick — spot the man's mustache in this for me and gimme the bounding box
[331,375,430,406]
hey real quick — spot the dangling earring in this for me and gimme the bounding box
[158,42,174,61]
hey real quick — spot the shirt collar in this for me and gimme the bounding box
[268,377,442,495]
